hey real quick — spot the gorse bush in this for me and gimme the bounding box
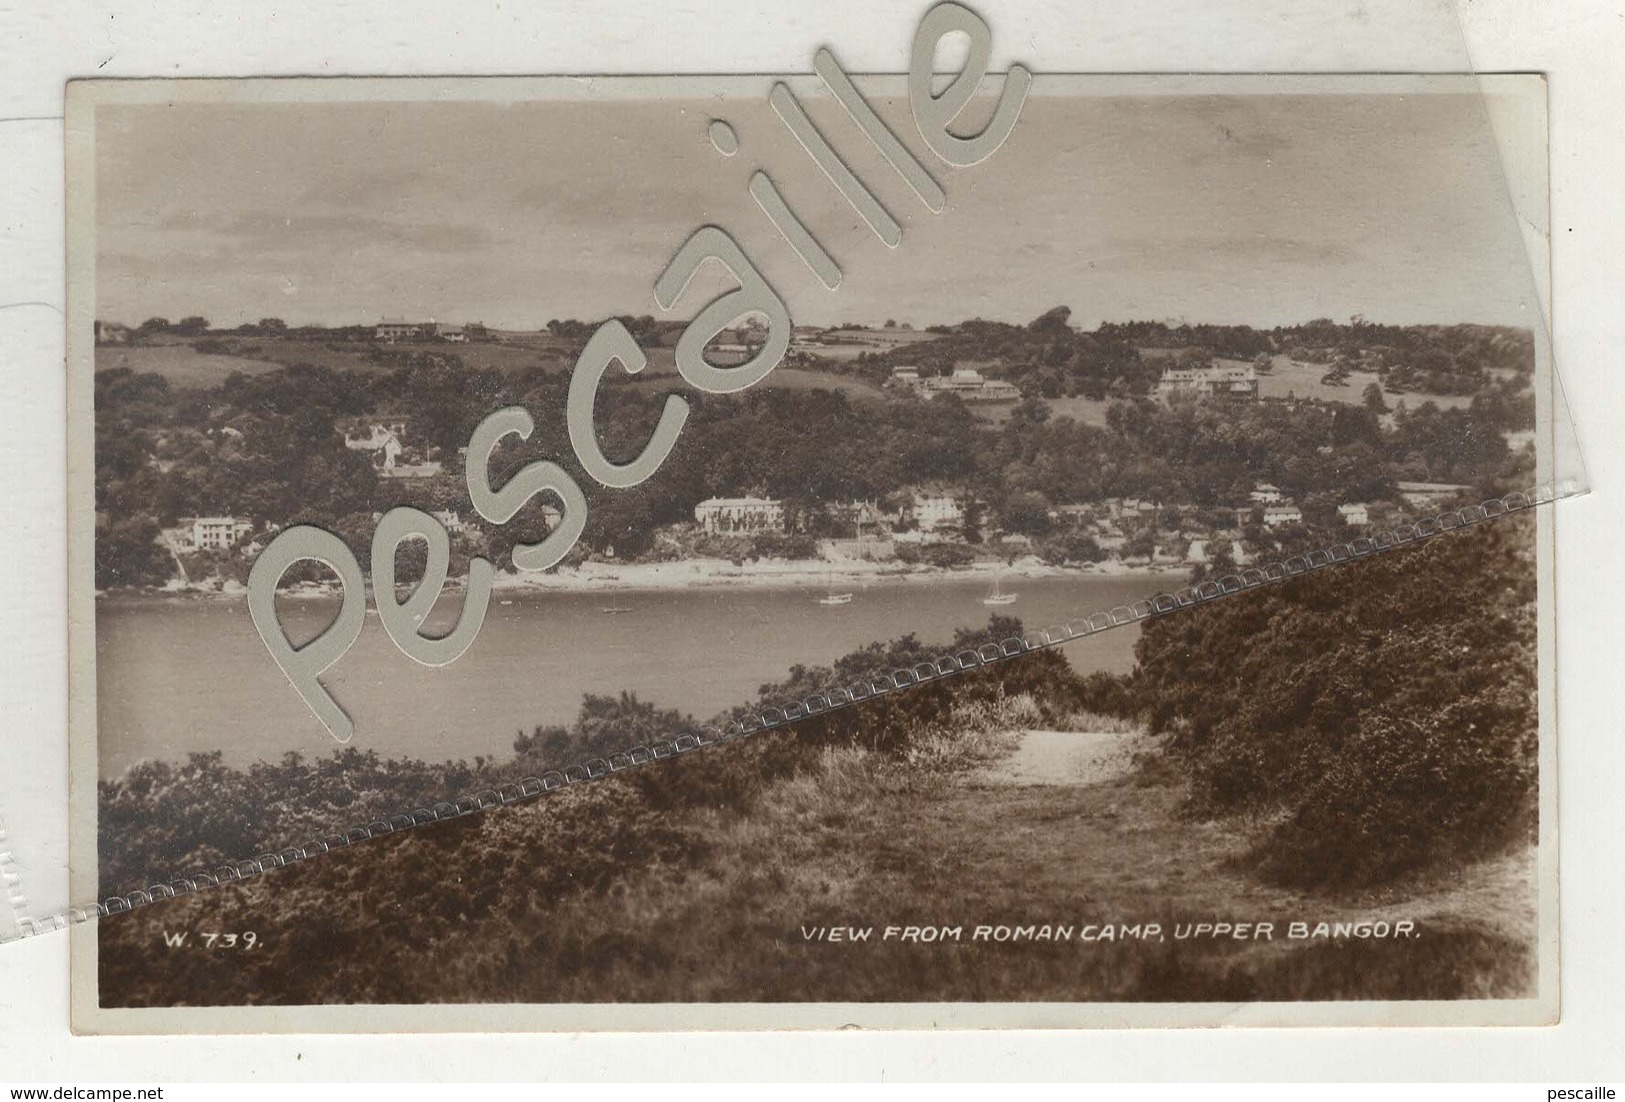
[1132,516,1537,887]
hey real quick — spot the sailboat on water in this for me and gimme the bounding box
[982,568,1018,606]
[818,568,854,606]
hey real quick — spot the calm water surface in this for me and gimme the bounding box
[96,574,1159,775]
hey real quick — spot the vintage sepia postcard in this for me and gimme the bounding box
[66,57,1562,1031]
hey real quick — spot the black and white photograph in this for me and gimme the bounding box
[64,69,1561,1031]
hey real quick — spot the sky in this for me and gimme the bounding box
[92,77,1544,331]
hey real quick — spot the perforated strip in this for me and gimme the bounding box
[0,479,1580,945]
[0,814,28,941]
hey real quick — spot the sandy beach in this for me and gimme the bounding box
[482,555,1181,596]
[105,554,1185,602]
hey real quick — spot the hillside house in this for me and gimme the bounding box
[430,510,469,534]
[374,318,423,342]
[831,500,887,537]
[1156,364,1259,400]
[340,417,410,451]
[1337,502,1371,526]
[910,492,965,533]
[915,367,1022,403]
[694,496,786,535]
[1262,504,1304,527]
[190,516,254,552]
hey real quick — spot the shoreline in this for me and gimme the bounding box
[98,555,1191,603]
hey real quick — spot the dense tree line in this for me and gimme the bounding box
[92,328,1533,587]
[822,310,1535,406]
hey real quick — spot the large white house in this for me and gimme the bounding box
[694,496,785,535]
[911,492,965,533]
[190,516,254,551]
[913,367,1022,403]
[1157,365,1259,400]
[374,318,422,342]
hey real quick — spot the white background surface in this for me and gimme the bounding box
[0,0,1620,1080]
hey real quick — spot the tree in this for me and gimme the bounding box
[258,318,288,332]
[1362,382,1387,412]
[959,499,986,544]
[96,519,174,588]
[175,316,211,335]
[1001,492,1053,536]
[1040,531,1105,566]
[1027,305,1072,335]
[1253,352,1274,374]
[1123,529,1156,563]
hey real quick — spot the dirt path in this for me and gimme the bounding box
[976,728,1141,787]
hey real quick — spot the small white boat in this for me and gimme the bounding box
[818,567,853,606]
[982,572,1018,606]
[601,605,634,615]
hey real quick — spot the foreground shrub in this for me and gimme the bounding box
[1133,517,1536,888]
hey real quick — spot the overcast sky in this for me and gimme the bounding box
[93,78,1542,331]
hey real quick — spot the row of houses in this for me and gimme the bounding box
[693,494,967,538]
[374,318,484,344]
[692,481,1399,546]
[1054,486,1377,535]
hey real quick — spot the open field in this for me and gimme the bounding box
[1237,355,1477,410]
[97,334,581,386]
[802,326,940,361]
[98,334,892,401]
[630,347,888,400]
[95,344,285,386]
[99,335,1485,419]
[1040,395,1114,427]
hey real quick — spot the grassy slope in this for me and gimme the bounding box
[512,740,1534,1004]
[100,334,890,401]
[96,709,1534,1007]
